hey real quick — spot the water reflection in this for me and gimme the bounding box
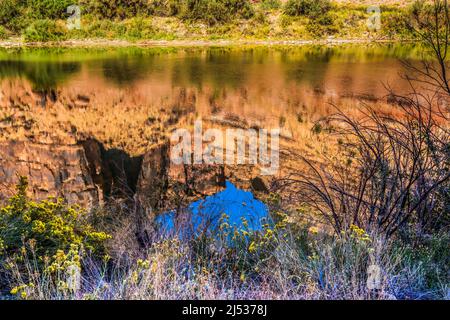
[0,44,423,94]
[0,43,426,149]
[156,182,270,239]
[0,60,80,90]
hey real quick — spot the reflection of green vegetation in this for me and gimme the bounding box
[102,57,153,85]
[0,47,180,88]
[0,59,80,90]
[170,48,252,89]
[0,47,180,62]
[0,44,426,90]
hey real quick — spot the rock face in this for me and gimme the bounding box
[0,139,230,212]
[251,176,270,193]
[136,141,227,213]
[0,120,273,212]
[136,142,170,212]
[0,80,278,213]
[0,141,99,208]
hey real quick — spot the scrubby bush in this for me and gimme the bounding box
[0,0,29,33]
[0,178,112,297]
[78,0,256,23]
[284,0,331,18]
[0,0,20,25]
[306,12,340,37]
[0,177,110,259]
[117,18,165,40]
[22,19,67,42]
[147,0,184,17]
[80,0,153,20]
[0,0,72,33]
[396,232,450,297]
[181,0,254,25]
[0,25,9,39]
[380,10,412,39]
[407,0,439,25]
[26,0,73,20]
[0,178,110,297]
[260,0,282,10]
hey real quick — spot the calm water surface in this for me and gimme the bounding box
[0,44,426,232]
[0,44,422,103]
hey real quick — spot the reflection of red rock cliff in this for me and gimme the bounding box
[0,141,99,208]
[0,139,230,211]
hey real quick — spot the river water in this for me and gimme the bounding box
[0,43,425,220]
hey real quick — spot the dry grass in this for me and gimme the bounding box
[3,217,448,300]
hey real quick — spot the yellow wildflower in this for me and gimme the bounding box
[150,261,158,274]
[31,220,46,234]
[309,226,319,234]
[137,259,150,270]
[248,241,257,253]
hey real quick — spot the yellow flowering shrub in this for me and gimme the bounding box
[349,224,371,243]
[10,283,34,300]
[0,177,111,259]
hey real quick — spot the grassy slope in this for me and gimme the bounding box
[0,2,415,43]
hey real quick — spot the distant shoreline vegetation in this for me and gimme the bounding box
[0,0,423,43]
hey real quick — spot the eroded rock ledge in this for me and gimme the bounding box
[0,139,234,212]
[0,140,99,207]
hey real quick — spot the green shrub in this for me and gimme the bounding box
[380,11,412,39]
[81,0,152,19]
[147,0,184,17]
[181,0,254,25]
[0,0,73,34]
[0,177,110,259]
[0,25,9,39]
[407,0,440,39]
[27,0,73,20]
[253,8,268,24]
[22,19,67,42]
[284,0,331,18]
[0,0,21,25]
[0,177,110,298]
[260,0,282,10]
[121,18,159,40]
[306,12,340,37]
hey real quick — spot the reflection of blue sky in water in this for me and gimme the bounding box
[155,182,270,238]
